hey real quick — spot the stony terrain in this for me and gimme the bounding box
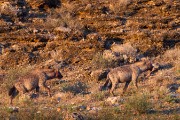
[0,0,179,119]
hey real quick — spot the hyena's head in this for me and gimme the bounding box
[140,57,160,73]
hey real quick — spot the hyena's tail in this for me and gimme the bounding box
[8,86,16,96]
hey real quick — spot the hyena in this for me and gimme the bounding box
[8,68,63,104]
[100,58,159,96]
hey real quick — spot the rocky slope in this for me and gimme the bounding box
[0,0,179,119]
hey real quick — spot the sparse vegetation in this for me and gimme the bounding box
[0,0,179,119]
[61,81,89,95]
[125,93,152,114]
[91,91,108,101]
[91,52,119,69]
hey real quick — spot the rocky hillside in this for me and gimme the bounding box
[0,0,179,119]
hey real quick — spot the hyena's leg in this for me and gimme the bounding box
[132,74,139,89]
[110,79,118,96]
[122,81,131,94]
[35,86,40,93]
[9,90,19,105]
[131,67,140,90]
[15,82,27,95]
[39,82,51,97]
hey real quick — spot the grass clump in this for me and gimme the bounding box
[91,91,108,101]
[125,93,152,114]
[91,52,119,69]
[164,94,179,103]
[61,81,88,95]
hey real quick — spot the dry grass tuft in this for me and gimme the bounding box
[125,93,152,114]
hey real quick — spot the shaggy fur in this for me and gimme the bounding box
[100,58,159,96]
[9,68,63,104]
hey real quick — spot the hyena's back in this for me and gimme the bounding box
[15,73,40,92]
[108,65,134,83]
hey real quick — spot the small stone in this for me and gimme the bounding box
[57,107,61,112]
[106,96,120,104]
[54,26,71,33]
[78,105,86,111]
[37,111,41,114]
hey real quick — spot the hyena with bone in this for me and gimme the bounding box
[8,68,63,104]
[100,58,159,96]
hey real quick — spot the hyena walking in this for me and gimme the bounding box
[100,58,159,96]
[8,68,63,104]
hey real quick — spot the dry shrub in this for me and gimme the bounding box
[162,48,180,72]
[152,86,170,101]
[103,50,123,61]
[61,81,88,95]
[91,91,108,101]
[91,52,119,69]
[125,93,152,114]
[111,43,137,57]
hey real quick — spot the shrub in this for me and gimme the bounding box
[61,81,88,95]
[125,93,152,114]
[91,52,119,69]
[164,94,179,103]
[91,91,108,101]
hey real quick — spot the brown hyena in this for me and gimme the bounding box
[8,68,63,105]
[100,58,159,96]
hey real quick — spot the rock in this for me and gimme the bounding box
[177,87,180,93]
[90,69,110,81]
[0,44,4,55]
[57,107,61,112]
[106,96,121,105]
[54,92,66,98]
[72,112,84,120]
[168,84,179,92]
[11,44,20,51]
[54,26,71,33]
[86,33,101,41]
[37,111,41,114]
[85,4,92,10]
[8,107,19,113]
[78,105,86,111]
[88,107,101,114]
